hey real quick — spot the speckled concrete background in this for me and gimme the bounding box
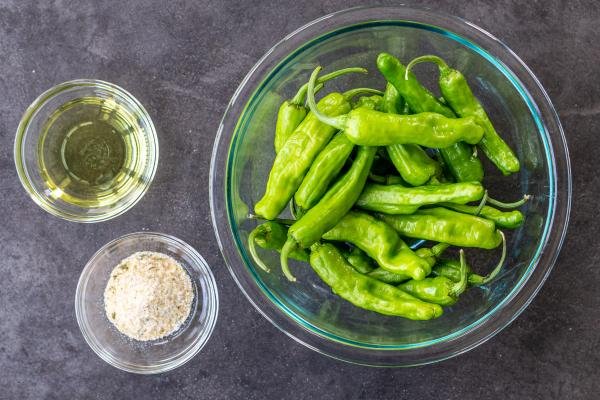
[0,1,598,399]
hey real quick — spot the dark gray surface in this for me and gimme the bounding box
[0,0,597,399]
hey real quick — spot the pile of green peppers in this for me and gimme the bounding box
[248,52,528,321]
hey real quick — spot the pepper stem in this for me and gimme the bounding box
[306,66,346,130]
[475,190,489,215]
[471,231,507,285]
[342,87,384,100]
[280,238,298,282]
[451,249,469,296]
[487,194,531,209]
[291,67,368,105]
[247,213,296,226]
[431,243,450,257]
[248,226,271,273]
[404,55,449,80]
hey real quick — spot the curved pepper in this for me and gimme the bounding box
[255,92,352,220]
[325,108,483,147]
[356,182,485,214]
[366,243,449,284]
[322,211,432,280]
[340,246,376,274]
[306,67,484,148]
[406,55,520,175]
[433,231,507,286]
[399,250,469,306]
[376,52,484,182]
[378,207,503,249]
[309,243,443,320]
[274,67,367,153]
[382,82,441,186]
[295,95,382,212]
[247,222,309,272]
[440,203,524,229]
[280,146,376,281]
[382,82,405,113]
[294,132,354,211]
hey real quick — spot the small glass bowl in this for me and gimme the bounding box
[14,79,158,222]
[75,232,218,374]
[210,6,571,366]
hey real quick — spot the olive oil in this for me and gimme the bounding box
[38,97,144,207]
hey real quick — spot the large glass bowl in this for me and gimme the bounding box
[210,6,571,366]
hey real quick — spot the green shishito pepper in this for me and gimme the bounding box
[433,231,507,286]
[256,73,374,220]
[340,246,376,274]
[379,208,503,249]
[382,82,405,114]
[280,146,376,281]
[294,132,354,212]
[309,243,443,320]
[440,203,524,229]
[247,222,309,272]
[382,83,441,186]
[366,243,449,284]
[322,211,432,280]
[353,95,383,111]
[399,249,469,306]
[356,181,485,214]
[295,94,382,212]
[306,67,484,148]
[406,55,520,175]
[255,92,349,220]
[274,67,367,154]
[376,52,484,182]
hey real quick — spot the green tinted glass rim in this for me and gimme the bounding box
[226,20,555,350]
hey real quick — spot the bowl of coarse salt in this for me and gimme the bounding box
[75,232,219,374]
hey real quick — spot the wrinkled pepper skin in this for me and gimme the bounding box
[340,109,484,148]
[251,222,309,262]
[412,55,519,175]
[440,203,524,229]
[379,207,503,249]
[274,102,307,154]
[356,182,485,214]
[294,132,354,211]
[255,92,351,220]
[322,211,432,280]
[309,243,443,320]
[376,52,483,182]
[353,95,383,111]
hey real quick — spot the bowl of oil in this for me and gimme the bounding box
[14,79,158,222]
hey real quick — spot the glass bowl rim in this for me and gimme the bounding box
[210,5,572,366]
[74,231,219,374]
[13,78,159,223]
